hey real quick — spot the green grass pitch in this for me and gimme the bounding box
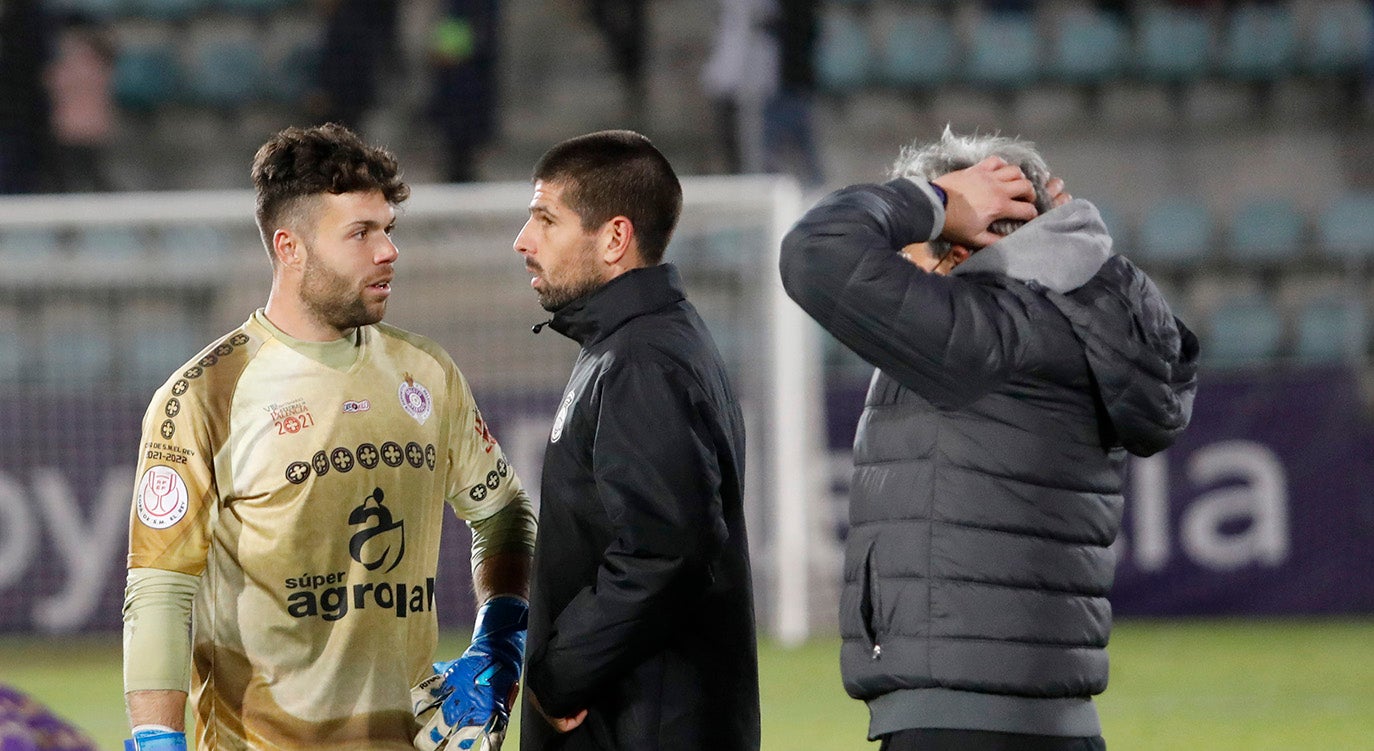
[3,619,1370,749]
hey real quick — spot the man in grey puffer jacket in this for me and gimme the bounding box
[780,131,1199,751]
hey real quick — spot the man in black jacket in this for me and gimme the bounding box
[780,131,1199,751]
[513,130,759,751]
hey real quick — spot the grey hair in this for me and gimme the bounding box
[891,127,1053,251]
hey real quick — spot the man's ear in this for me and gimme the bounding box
[600,216,635,267]
[273,228,303,269]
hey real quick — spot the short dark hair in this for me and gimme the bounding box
[532,130,682,265]
[251,123,410,262]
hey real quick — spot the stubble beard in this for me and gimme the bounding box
[536,241,606,312]
[302,251,383,333]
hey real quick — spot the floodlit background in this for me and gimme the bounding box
[2,0,1373,748]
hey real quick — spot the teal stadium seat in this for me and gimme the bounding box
[1090,201,1124,246]
[1220,3,1297,81]
[75,227,144,263]
[1051,9,1128,85]
[0,228,61,265]
[965,12,1040,88]
[878,11,957,89]
[1203,296,1284,366]
[1304,0,1374,75]
[1227,198,1304,265]
[186,40,266,108]
[1294,297,1367,363]
[129,316,203,388]
[817,11,872,91]
[265,41,321,104]
[46,0,125,21]
[1135,6,1212,83]
[128,0,209,21]
[1317,192,1374,263]
[39,306,114,387]
[0,316,21,383]
[215,0,296,14]
[1134,197,1215,268]
[113,44,181,110]
[160,224,229,264]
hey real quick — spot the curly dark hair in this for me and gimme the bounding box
[251,123,410,262]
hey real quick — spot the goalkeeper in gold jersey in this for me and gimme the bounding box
[121,124,535,751]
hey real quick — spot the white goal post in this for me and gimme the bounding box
[0,176,830,644]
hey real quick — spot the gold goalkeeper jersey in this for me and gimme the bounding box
[128,310,525,750]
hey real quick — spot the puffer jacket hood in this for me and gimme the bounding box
[955,199,1200,457]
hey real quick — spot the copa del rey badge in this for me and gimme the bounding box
[398,374,433,425]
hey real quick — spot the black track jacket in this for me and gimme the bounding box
[522,263,760,751]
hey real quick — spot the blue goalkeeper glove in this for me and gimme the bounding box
[123,725,187,751]
[412,595,528,751]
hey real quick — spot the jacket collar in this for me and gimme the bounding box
[951,199,1113,293]
[547,263,685,346]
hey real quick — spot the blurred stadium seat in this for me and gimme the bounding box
[159,224,230,265]
[264,41,321,104]
[817,10,872,91]
[38,304,114,386]
[112,44,182,110]
[128,0,210,21]
[1219,3,1297,82]
[1203,295,1284,366]
[1050,8,1128,85]
[1303,0,1374,76]
[214,0,297,14]
[46,0,125,21]
[0,228,62,265]
[1135,6,1212,83]
[1293,295,1367,363]
[126,304,203,388]
[1227,198,1304,266]
[0,312,20,383]
[1134,197,1215,268]
[877,10,957,89]
[965,12,1040,88]
[74,227,144,263]
[185,40,266,108]
[1317,192,1374,263]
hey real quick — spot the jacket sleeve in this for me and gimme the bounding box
[525,358,729,716]
[779,178,1022,405]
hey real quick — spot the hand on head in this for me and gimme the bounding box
[1046,176,1072,208]
[932,156,1039,250]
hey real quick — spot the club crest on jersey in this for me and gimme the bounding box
[398,374,433,425]
[551,390,576,443]
[136,466,189,529]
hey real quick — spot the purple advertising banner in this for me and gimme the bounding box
[826,366,1374,617]
[2,367,1372,633]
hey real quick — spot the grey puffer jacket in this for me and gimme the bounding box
[780,179,1198,739]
